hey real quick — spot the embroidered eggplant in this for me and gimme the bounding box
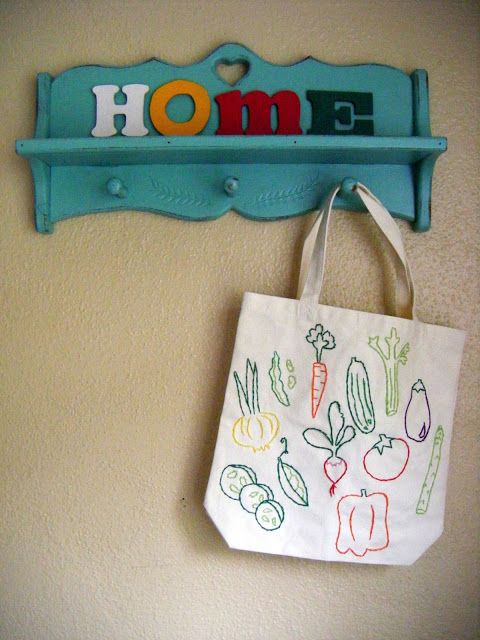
[404,379,431,442]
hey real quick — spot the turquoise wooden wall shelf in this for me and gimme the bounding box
[16,43,446,233]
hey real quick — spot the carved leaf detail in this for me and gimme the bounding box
[150,178,210,208]
[254,174,321,206]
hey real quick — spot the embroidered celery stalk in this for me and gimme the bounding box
[368,327,409,416]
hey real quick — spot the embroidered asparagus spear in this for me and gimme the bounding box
[305,324,336,418]
[416,426,444,515]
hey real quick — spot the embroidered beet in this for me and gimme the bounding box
[303,401,355,496]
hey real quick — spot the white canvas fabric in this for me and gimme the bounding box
[204,183,465,565]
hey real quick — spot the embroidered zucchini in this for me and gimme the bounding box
[346,357,375,433]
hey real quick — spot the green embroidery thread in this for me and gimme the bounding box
[286,358,297,389]
[277,437,309,506]
[219,464,285,531]
[346,357,375,433]
[269,351,290,406]
[219,464,257,500]
[416,425,444,515]
[368,327,409,416]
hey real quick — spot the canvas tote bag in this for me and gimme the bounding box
[204,182,465,565]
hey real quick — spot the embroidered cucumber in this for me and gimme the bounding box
[220,464,257,499]
[346,357,375,433]
[255,500,285,531]
[416,426,444,515]
[239,483,274,513]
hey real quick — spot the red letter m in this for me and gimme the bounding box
[215,90,302,135]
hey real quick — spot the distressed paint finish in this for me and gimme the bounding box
[16,44,446,231]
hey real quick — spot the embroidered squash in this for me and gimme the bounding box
[336,489,389,557]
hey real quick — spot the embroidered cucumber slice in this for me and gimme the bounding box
[220,464,257,500]
[239,483,274,513]
[255,500,285,531]
[258,484,274,500]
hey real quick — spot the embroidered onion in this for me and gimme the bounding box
[232,412,280,453]
[232,359,280,453]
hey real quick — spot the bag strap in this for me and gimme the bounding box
[298,182,417,320]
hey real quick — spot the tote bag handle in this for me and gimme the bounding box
[298,182,417,320]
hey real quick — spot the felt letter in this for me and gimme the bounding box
[307,91,374,135]
[91,84,149,137]
[149,80,211,136]
[216,90,302,135]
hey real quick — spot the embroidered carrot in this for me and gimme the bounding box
[305,324,336,418]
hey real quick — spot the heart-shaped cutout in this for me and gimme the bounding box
[215,60,249,86]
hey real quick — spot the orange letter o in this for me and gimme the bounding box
[150,79,210,136]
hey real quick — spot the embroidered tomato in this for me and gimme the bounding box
[363,434,410,481]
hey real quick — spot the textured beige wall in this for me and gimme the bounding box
[1,1,479,638]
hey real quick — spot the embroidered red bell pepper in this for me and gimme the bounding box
[335,489,389,557]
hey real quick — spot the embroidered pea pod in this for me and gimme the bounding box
[404,379,431,442]
[336,489,390,558]
[277,438,309,506]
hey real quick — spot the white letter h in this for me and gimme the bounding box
[91,84,149,137]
